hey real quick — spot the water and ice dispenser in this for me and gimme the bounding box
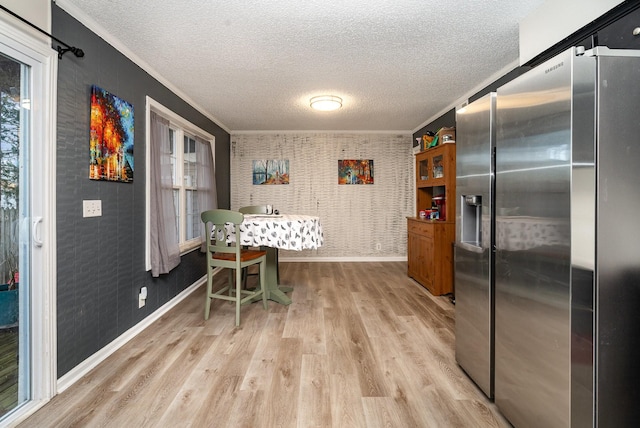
[461,195,482,247]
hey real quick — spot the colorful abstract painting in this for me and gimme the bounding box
[338,159,374,184]
[90,85,134,182]
[252,160,289,185]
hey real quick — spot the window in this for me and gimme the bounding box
[169,130,207,250]
[145,97,216,273]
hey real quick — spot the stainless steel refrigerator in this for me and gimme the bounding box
[454,92,496,399]
[494,46,640,428]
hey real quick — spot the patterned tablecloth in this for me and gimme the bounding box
[233,214,324,251]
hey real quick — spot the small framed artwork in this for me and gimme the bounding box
[338,160,374,185]
[89,85,134,182]
[252,159,290,185]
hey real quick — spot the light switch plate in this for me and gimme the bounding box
[83,200,102,217]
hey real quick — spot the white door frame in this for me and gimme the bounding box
[0,11,57,425]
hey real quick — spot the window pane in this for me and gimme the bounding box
[169,129,177,186]
[185,189,200,240]
[173,189,180,242]
[183,135,196,188]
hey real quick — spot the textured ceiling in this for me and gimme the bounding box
[56,0,544,132]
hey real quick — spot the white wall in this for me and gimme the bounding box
[520,0,624,64]
[0,0,50,34]
[230,133,414,260]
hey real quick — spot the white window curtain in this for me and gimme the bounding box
[196,136,217,251]
[149,111,181,276]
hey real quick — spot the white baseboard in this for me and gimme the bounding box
[56,273,211,393]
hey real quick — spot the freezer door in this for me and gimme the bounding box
[455,93,496,398]
[595,51,640,427]
[494,48,593,428]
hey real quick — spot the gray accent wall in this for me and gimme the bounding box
[52,4,230,377]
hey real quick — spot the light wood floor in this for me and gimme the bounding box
[19,262,510,428]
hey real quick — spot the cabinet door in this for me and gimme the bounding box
[418,233,434,290]
[432,153,444,179]
[407,232,420,278]
[418,155,429,182]
[408,231,434,290]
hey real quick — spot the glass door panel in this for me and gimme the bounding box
[0,52,30,418]
[433,154,444,178]
[418,156,429,181]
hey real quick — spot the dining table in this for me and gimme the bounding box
[229,213,324,305]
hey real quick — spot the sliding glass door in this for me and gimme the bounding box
[0,15,56,425]
[0,44,32,421]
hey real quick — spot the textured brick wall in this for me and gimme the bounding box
[230,133,413,259]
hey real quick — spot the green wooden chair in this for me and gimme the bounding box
[238,205,280,286]
[201,209,268,326]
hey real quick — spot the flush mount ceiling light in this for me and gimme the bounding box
[310,95,342,111]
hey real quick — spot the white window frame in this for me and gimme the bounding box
[171,129,201,251]
[145,97,215,271]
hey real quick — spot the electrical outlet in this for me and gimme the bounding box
[138,286,147,308]
[83,200,102,217]
[376,243,382,251]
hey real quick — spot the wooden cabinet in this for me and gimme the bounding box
[408,137,456,296]
[415,141,455,221]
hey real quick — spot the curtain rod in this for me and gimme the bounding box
[0,4,84,60]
